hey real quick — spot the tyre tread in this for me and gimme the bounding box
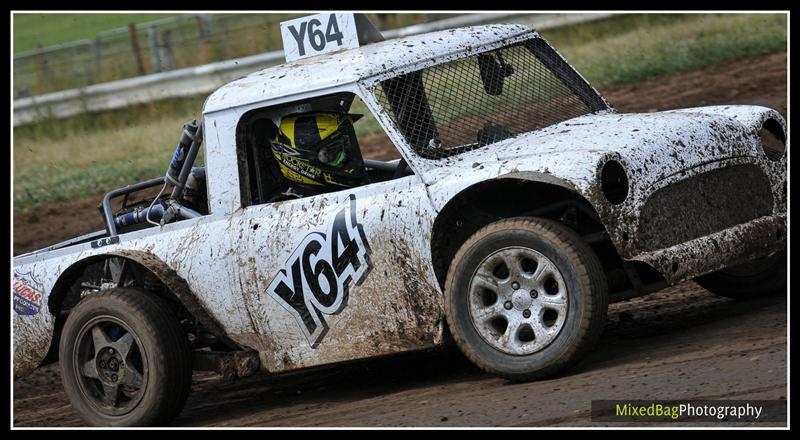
[59,288,191,426]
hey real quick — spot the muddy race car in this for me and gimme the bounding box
[13,16,787,426]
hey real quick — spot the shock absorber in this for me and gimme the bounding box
[166,120,200,186]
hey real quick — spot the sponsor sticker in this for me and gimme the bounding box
[13,270,44,316]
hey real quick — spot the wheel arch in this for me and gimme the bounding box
[44,250,234,365]
[430,172,607,291]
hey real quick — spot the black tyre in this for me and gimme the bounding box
[59,288,191,426]
[444,217,608,381]
[695,250,787,300]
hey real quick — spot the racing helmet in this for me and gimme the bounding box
[270,112,366,188]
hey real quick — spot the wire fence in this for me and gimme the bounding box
[374,37,609,160]
[13,13,448,99]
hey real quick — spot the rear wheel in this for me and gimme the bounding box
[59,288,191,426]
[444,217,608,381]
[695,250,786,299]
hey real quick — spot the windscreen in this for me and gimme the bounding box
[374,37,608,160]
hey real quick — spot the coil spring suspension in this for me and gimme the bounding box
[142,272,164,293]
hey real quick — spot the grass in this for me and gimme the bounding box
[13,13,787,213]
[13,13,175,53]
[541,13,787,86]
[14,114,205,211]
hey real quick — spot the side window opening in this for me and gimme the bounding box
[242,118,283,206]
[350,96,401,162]
[236,92,410,208]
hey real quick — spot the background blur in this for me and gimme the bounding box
[12,12,787,219]
[13,13,454,98]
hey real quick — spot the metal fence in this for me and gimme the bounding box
[13,13,615,126]
[13,13,447,99]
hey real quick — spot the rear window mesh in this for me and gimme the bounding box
[374,38,607,160]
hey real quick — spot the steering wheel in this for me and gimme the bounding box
[393,159,411,178]
[477,122,513,146]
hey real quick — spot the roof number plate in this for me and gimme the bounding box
[281,13,360,62]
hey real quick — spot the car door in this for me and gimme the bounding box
[234,174,444,372]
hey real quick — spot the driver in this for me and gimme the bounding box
[269,112,368,201]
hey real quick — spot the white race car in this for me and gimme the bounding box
[13,17,787,426]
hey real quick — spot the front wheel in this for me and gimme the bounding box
[59,288,191,426]
[444,217,608,381]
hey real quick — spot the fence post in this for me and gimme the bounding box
[375,13,389,30]
[35,42,48,95]
[148,25,161,73]
[70,45,80,87]
[129,24,147,76]
[161,29,176,71]
[218,17,231,60]
[196,14,212,64]
[92,37,102,83]
[14,57,33,98]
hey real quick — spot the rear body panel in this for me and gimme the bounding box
[13,175,445,376]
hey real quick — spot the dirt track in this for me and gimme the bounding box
[12,52,788,427]
[13,284,787,427]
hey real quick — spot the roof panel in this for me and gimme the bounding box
[203,24,532,114]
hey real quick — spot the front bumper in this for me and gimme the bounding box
[630,214,786,284]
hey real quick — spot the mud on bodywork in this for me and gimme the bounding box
[13,212,259,377]
[583,108,787,284]
[232,179,444,373]
[14,260,61,376]
[102,250,233,344]
[636,165,773,252]
[418,105,786,287]
[13,267,54,376]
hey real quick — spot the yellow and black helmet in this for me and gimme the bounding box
[271,112,366,188]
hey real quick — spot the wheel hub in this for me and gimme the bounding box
[96,347,123,382]
[468,247,569,356]
[511,289,532,311]
[75,317,148,416]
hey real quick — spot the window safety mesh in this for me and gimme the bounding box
[374,38,607,160]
